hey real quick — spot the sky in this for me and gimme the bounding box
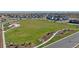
[0,0,79,11]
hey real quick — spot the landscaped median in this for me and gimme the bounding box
[37,29,78,48]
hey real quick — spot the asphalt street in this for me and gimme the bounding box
[0,29,3,48]
[46,32,79,48]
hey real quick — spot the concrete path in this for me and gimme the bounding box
[46,32,79,48]
[2,24,6,48]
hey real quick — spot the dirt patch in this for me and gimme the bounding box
[7,42,36,48]
[39,32,54,42]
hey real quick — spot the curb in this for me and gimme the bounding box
[73,43,79,48]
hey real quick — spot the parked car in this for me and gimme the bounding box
[69,20,79,24]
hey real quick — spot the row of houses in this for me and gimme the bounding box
[1,12,79,23]
[46,15,69,21]
[0,12,79,19]
[0,13,47,18]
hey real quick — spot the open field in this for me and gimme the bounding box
[4,18,79,48]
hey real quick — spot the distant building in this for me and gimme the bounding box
[46,15,69,21]
[0,15,6,22]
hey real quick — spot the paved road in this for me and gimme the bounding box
[0,29,3,48]
[46,32,79,48]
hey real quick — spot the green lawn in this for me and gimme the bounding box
[4,19,79,47]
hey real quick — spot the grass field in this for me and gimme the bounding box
[4,18,79,47]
